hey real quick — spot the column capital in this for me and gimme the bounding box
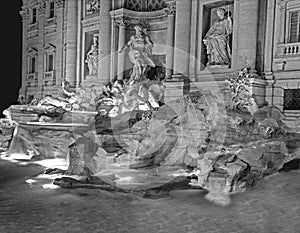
[165,0,176,15]
[114,17,128,28]
[20,7,30,21]
[164,4,176,15]
[55,0,65,8]
[38,1,46,15]
[276,0,287,6]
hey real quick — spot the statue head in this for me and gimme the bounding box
[93,35,98,45]
[134,25,143,34]
[216,7,226,18]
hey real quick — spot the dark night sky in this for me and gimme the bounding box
[0,1,22,117]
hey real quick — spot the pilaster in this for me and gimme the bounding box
[173,0,192,76]
[55,0,65,88]
[19,7,30,98]
[98,0,112,83]
[233,0,260,70]
[116,19,127,80]
[65,0,78,86]
[164,1,176,79]
[37,1,46,97]
[110,18,118,81]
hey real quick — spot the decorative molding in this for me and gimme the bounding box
[82,17,100,29]
[110,8,168,24]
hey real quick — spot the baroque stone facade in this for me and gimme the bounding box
[19,0,300,127]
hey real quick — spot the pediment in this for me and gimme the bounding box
[44,43,56,53]
[27,47,38,56]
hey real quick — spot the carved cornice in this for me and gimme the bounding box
[55,0,65,8]
[82,17,100,29]
[110,8,168,24]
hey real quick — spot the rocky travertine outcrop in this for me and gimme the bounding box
[62,85,299,194]
[0,119,15,152]
[5,68,300,196]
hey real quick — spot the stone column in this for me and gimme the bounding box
[37,2,46,97]
[117,20,126,80]
[65,0,78,86]
[19,7,30,98]
[55,0,65,88]
[165,1,176,79]
[172,0,192,77]
[98,0,112,83]
[233,0,259,70]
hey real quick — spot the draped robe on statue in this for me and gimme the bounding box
[204,17,232,66]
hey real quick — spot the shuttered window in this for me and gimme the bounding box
[289,11,300,43]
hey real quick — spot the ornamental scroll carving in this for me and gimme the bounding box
[85,0,100,15]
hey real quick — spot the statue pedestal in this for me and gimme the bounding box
[163,74,190,103]
[81,76,103,90]
[249,77,267,107]
[163,72,267,107]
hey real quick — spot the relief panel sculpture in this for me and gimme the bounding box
[85,0,100,15]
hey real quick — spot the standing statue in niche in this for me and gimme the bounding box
[119,25,156,83]
[203,7,233,67]
[85,35,98,77]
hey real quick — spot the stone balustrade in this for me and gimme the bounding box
[26,73,38,87]
[44,71,56,86]
[27,73,36,80]
[277,43,300,56]
[28,23,38,31]
[46,17,56,26]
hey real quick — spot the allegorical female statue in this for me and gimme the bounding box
[203,7,233,67]
[85,35,98,77]
[119,25,156,82]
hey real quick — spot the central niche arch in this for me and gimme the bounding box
[125,0,167,12]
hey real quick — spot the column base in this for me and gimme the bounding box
[249,77,268,107]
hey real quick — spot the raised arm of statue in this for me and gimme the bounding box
[119,38,132,53]
[225,15,233,35]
